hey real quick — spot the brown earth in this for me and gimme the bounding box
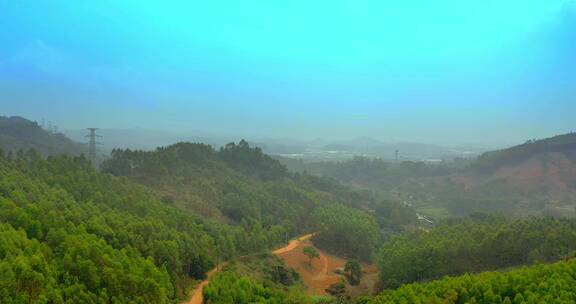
[185,233,378,303]
[418,152,576,216]
[185,233,314,304]
[274,236,378,296]
[185,263,227,304]
[465,153,576,195]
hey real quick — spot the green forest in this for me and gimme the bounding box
[0,116,85,157]
[0,142,414,303]
[202,254,311,304]
[378,215,576,288]
[370,258,576,304]
[4,0,576,302]
[474,132,576,172]
[0,150,222,303]
[2,134,576,304]
[101,141,415,260]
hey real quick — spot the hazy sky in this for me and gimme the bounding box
[1,0,575,145]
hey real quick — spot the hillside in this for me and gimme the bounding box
[474,132,576,171]
[0,116,85,156]
[377,215,576,288]
[396,133,576,217]
[370,257,576,304]
[0,151,221,303]
[101,141,416,239]
[1,142,394,303]
[298,133,576,218]
[370,215,576,303]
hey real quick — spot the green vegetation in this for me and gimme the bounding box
[202,254,311,304]
[370,257,576,304]
[475,132,576,172]
[312,203,381,262]
[101,141,377,232]
[377,215,576,288]
[102,142,416,261]
[283,156,464,191]
[0,116,84,156]
[303,246,320,266]
[0,150,220,302]
[344,260,363,286]
[0,139,413,303]
[280,133,576,220]
[325,282,347,299]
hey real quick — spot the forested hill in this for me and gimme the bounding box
[101,140,417,260]
[2,145,363,302]
[0,151,220,302]
[0,116,85,156]
[0,134,415,302]
[475,132,576,171]
[370,257,576,304]
[402,132,576,217]
[369,215,576,303]
[313,132,576,218]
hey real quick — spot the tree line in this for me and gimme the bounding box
[377,215,576,288]
[0,141,413,303]
[101,142,417,263]
[370,257,576,304]
[0,149,300,303]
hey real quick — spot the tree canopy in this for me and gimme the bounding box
[377,215,576,288]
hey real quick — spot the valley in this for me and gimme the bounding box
[3,1,576,302]
[1,116,576,303]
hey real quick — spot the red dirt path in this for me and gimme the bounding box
[275,236,379,296]
[275,237,360,295]
[185,234,314,304]
[185,233,378,303]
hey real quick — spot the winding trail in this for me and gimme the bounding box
[272,233,314,255]
[186,266,222,304]
[311,249,329,281]
[273,234,346,295]
[185,233,314,304]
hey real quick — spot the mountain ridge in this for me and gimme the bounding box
[0,115,85,156]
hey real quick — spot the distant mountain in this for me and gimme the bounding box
[267,137,488,162]
[63,129,488,162]
[0,116,85,156]
[399,132,576,217]
[474,132,576,171]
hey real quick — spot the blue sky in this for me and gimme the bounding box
[1,0,575,145]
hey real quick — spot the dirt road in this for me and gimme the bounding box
[274,236,345,295]
[185,233,314,304]
[272,233,314,255]
[186,264,224,304]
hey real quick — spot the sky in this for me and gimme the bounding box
[1,0,575,146]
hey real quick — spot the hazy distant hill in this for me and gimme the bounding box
[399,132,576,217]
[64,127,488,162]
[0,116,85,156]
[474,132,576,171]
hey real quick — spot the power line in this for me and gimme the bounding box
[86,128,102,163]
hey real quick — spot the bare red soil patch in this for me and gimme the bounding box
[274,238,377,296]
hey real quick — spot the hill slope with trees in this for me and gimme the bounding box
[0,136,417,303]
[293,133,576,218]
[101,141,417,262]
[3,146,365,303]
[370,257,576,304]
[0,151,222,303]
[377,215,576,288]
[0,116,85,156]
[474,132,576,172]
[399,133,576,217]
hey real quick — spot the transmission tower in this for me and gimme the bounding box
[86,128,102,163]
[395,150,399,163]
